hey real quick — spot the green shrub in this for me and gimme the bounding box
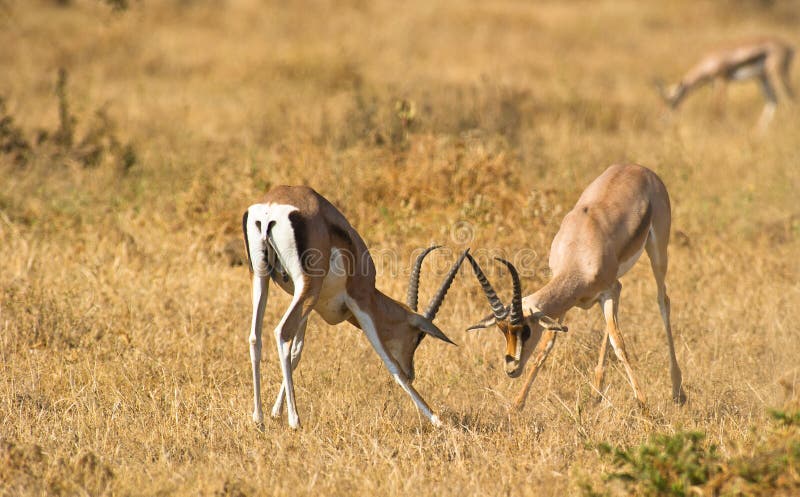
[585,410,800,497]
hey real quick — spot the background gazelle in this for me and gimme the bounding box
[657,36,794,130]
[243,185,466,428]
[466,164,685,410]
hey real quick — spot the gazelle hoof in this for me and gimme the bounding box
[510,397,526,411]
[430,415,443,427]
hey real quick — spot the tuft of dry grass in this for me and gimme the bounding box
[1,1,799,495]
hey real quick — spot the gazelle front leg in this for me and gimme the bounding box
[593,328,610,398]
[346,297,442,427]
[271,318,308,418]
[711,79,728,116]
[600,281,646,406]
[512,330,558,410]
[249,275,269,424]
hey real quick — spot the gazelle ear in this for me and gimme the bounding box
[466,313,496,331]
[532,312,568,333]
[409,314,456,345]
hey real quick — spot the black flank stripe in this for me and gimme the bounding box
[288,211,310,272]
[329,223,352,246]
[242,210,253,274]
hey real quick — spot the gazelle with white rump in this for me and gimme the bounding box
[243,185,467,428]
[657,37,794,130]
[466,164,685,410]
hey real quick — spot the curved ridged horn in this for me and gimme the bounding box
[465,253,508,320]
[423,249,469,320]
[495,258,524,326]
[407,245,441,312]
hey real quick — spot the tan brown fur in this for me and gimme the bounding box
[470,164,684,410]
[245,186,463,427]
[660,37,794,129]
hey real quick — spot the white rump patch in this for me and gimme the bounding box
[246,203,303,281]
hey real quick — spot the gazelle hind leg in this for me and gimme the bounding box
[273,282,317,429]
[600,281,647,406]
[513,330,558,410]
[645,236,686,404]
[249,275,269,424]
[757,74,778,131]
[770,51,794,102]
[271,318,308,418]
[244,208,275,425]
[259,206,320,429]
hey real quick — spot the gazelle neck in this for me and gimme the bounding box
[355,290,410,332]
[526,273,583,320]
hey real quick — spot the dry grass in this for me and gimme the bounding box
[1,0,799,495]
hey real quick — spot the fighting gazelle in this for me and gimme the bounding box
[243,185,467,428]
[657,37,794,130]
[466,164,685,410]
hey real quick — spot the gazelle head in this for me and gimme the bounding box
[654,78,686,109]
[387,247,469,383]
[465,254,566,378]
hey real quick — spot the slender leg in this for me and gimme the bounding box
[271,318,308,418]
[593,328,610,397]
[771,51,794,102]
[346,297,442,427]
[600,281,647,406]
[645,237,686,404]
[273,281,316,429]
[512,330,558,410]
[757,74,778,131]
[249,276,269,424]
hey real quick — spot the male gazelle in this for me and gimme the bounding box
[657,37,794,130]
[466,164,685,410]
[243,186,466,428]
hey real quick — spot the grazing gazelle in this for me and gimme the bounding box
[243,185,467,428]
[657,37,794,129]
[466,164,685,410]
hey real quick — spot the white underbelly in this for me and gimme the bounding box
[313,247,351,324]
[730,61,764,81]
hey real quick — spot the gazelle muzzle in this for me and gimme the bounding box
[504,329,524,377]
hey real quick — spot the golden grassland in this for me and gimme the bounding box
[1,1,799,495]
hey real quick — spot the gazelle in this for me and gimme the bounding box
[466,164,685,410]
[657,37,794,130]
[242,185,467,428]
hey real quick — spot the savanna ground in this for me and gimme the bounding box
[1,1,799,495]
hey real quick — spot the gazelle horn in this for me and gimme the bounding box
[423,249,469,321]
[495,258,524,326]
[465,252,508,321]
[407,245,441,312]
